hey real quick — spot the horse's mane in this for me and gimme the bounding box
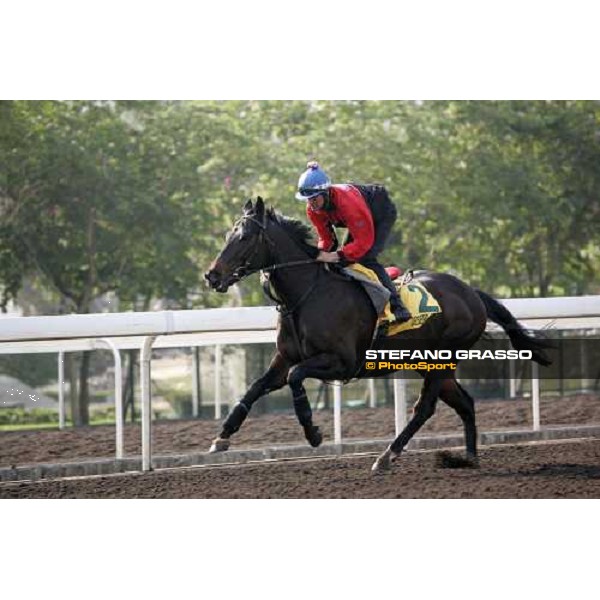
[266,207,318,255]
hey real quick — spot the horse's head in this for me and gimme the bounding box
[205,197,272,293]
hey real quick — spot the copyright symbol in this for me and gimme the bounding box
[366,362,376,370]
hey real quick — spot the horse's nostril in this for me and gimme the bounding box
[204,271,216,286]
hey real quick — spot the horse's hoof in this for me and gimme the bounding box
[371,449,394,473]
[435,451,478,469]
[209,437,230,453]
[467,455,480,469]
[305,425,323,448]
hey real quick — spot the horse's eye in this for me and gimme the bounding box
[225,225,241,242]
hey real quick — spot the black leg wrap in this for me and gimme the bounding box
[293,392,322,447]
[221,401,250,436]
[304,424,323,447]
[293,393,313,428]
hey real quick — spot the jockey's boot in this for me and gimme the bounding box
[390,294,411,324]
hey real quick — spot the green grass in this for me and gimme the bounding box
[0,406,120,432]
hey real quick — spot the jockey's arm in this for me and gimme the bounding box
[306,205,337,251]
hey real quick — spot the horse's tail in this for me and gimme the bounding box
[476,290,553,366]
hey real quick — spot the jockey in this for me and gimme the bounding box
[296,161,411,324]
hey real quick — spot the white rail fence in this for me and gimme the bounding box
[1,297,600,471]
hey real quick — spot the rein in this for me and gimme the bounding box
[232,212,323,362]
[263,263,321,316]
[242,258,318,278]
[230,213,319,292]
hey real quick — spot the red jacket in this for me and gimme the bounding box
[306,184,374,262]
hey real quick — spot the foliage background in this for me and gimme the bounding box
[3,100,599,317]
[2,100,599,421]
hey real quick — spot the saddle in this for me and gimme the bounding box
[343,265,442,336]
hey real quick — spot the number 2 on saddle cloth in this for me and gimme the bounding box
[345,265,442,336]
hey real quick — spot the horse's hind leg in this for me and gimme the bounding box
[437,378,478,467]
[439,378,477,457]
[209,352,289,452]
[372,376,442,472]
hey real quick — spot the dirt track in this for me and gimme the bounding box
[1,394,599,468]
[1,438,600,498]
[1,394,599,498]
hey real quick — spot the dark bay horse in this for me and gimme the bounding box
[204,197,551,472]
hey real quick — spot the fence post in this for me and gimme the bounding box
[99,339,124,460]
[333,381,342,447]
[394,377,407,436]
[509,360,517,398]
[192,347,200,418]
[368,379,377,408]
[58,352,66,429]
[141,336,156,472]
[214,344,222,420]
[531,362,540,431]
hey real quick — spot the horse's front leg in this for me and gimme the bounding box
[286,353,350,448]
[209,352,290,452]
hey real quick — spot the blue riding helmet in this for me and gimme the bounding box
[295,161,331,201]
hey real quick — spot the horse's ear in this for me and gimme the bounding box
[255,196,265,216]
[243,199,253,213]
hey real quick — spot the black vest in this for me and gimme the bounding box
[349,183,395,221]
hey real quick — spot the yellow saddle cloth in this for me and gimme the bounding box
[347,264,442,335]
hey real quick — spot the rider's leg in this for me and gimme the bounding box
[360,201,410,323]
[360,257,411,323]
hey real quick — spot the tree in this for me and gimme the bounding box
[2,100,600,424]
[0,101,205,422]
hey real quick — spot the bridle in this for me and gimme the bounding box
[218,209,325,362]
[225,211,318,283]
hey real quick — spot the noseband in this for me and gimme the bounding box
[223,211,323,361]
[228,212,317,282]
[227,212,272,281]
